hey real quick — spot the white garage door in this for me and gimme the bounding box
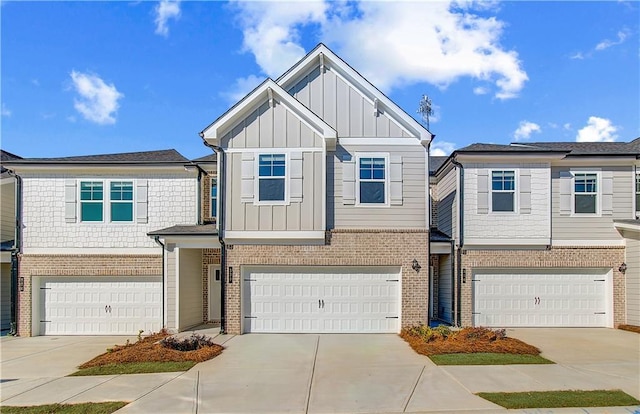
[40,277,162,335]
[473,269,611,327]
[243,267,401,333]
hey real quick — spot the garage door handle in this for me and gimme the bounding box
[105,305,108,313]
[318,299,321,309]
[321,300,324,308]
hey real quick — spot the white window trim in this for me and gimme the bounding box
[489,169,517,214]
[109,180,135,223]
[78,179,136,224]
[254,153,290,206]
[210,177,218,219]
[572,171,601,217]
[355,152,390,207]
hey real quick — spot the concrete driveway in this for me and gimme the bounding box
[1,328,638,413]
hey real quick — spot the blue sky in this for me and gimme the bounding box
[1,1,638,159]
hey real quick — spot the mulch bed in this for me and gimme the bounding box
[400,326,541,356]
[618,324,640,334]
[79,331,224,369]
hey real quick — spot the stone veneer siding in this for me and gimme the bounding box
[17,254,162,337]
[459,246,626,327]
[223,229,429,334]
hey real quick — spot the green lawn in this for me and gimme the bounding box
[1,402,127,414]
[69,361,196,376]
[477,390,640,409]
[429,352,554,365]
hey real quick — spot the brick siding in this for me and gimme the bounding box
[201,248,221,322]
[223,230,429,334]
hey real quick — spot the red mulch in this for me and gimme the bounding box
[619,324,640,334]
[400,326,541,356]
[79,331,224,369]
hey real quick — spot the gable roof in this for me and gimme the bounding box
[4,149,189,165]
[277,43,432,146]
[429,156,448,175]
[200,78,337,150]
[1,150,22,175]
[455,140,639,157]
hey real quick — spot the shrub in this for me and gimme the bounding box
[161,333,217,352]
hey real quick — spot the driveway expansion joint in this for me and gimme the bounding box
[304,335,320,414]
[403,365,426,412]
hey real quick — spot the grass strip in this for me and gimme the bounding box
[69,361,196,376]
[477,390,640,409]
[1,401,127,414]
[430,352,554,365]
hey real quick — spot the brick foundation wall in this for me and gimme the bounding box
[224,230,429,334]
[459,246,626,327]
[17,254,162,337]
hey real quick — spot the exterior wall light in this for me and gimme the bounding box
[412,259,421,272]
[618,263,627,274]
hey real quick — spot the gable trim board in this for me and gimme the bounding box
[201,79,337,151]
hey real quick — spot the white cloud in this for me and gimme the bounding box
[563,123,572,131]
[513,121,541,141]
[576,116,618,142]
[431,141,456,156]
[70,70,123,125]
[1,103,11,117]
[569,52,584,60]
[473,86,488,95]
[595,30,628,51]
[222,75,264,104]
[231,1,327,78]
[154,0,181,37]
[230,1,527,99]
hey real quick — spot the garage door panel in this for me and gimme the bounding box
[473,271,609,327]
[41,277,162,335]
[243,267,400,333]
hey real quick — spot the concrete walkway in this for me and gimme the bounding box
[1,328,638,413]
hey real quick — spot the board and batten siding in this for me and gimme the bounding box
[436,167,457,240]
[226,151,324,232]
[331,144,427,229]
[178,248,203,330]
[551,166,633,241]
[464,164,550,243]
[220,100,324,149]
[438,254,453,324]
[287,66,412,139]
[1,180,15,242]
[624,231,640,326]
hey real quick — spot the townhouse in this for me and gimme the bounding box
[430,140,640,329]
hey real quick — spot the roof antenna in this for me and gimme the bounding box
[417,94,433,130]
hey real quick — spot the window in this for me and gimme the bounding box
[110,181,133,222]
[574,173,597,214]
[211,178,217,218]
[258,154,285,202]
[491,170,515,212]
[635,173,640,213]
[80,181,103,222]
[359,157,385,204]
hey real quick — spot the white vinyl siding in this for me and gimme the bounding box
[553,166,632,241]
[1,180,16,242]
[437,255,453,324]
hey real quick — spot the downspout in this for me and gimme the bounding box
[450,158,464,327]
[7,170,22,336]
[201,137,227,335]
[153,236,166,328]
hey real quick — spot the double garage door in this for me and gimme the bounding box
[243,267,401,333]
[39,277,162,335]
[473,269,611,327]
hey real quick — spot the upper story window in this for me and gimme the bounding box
[359,157,386,204]
[110,181,133,222]
[635,173,640,213]
[80,181,104,222]
[574,172,598,214]
[258,154,286,202]
[211,177,217,219]
[491,170,515,212]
